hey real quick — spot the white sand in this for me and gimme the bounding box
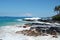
[0,26,60,40]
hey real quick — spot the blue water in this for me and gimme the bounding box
[0,17,28,26]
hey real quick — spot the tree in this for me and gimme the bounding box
[52,5,60,21]
[54,5,60,14]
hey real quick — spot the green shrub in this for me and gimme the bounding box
[52,16,60,21]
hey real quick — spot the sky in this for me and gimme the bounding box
[0,0,60,17]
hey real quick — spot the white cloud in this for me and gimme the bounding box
[23,13,32,17]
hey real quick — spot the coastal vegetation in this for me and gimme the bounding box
[54,5,60,14]
[52,5,60,21]
[52,14,60,21]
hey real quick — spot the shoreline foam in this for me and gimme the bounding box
[0,25,60,40]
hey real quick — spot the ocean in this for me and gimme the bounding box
[0,17,28,26]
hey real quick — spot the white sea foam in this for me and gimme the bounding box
[0,26,60,40]
[17,19,22,21]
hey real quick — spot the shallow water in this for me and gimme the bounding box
[0,17,26,26]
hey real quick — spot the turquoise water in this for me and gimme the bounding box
[0,17,26,26]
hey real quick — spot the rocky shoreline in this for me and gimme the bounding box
[16,29,58,38]
[16,30,41,36]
